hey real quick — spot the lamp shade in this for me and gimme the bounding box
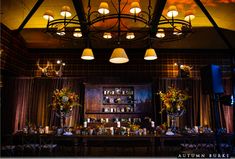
[126,32,135,39]
[184,10,195,21]
[73,28,82,37]
[173,27,182,35]
[103,32,112,39]
[43,10,54,21]
[156,29,165,38]
[144,48,157,60]
[109,48,129,64]
[60,6,72,17]
[167,5,178,17]
[130,2,141,14]
[98,2,110,14]
[56,28,65,36]
[81,48,95,60]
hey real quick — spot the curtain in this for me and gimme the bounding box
[3,77,233,133]
[154,78,233,132]
[3,78,82,133]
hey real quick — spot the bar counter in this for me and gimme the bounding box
[5,133,232,156]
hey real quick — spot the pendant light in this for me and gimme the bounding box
[81,48,94,60]
[109,48,129,64]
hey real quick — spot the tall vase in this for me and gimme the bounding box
[60,111,65,128]
[170,115,177,132]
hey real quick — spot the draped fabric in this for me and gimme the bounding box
[2,77,233,133]
[3,78,82,133]
[155,78,233,132]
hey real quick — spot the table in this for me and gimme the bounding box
[6,133,234,156]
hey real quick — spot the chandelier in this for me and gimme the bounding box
[43,0,195,64]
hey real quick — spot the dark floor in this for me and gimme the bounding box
[1,145,234,158]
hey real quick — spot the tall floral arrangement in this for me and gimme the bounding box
[49,87,79,115]
[159,86,189,115]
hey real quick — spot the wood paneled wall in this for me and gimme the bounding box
[29,48,233,80]
[0,24,31,77]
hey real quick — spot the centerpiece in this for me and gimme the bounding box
[159,86,189,132]
[49,87,79,128]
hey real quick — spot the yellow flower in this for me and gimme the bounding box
[159,86,189,114]
[49,87,79,114]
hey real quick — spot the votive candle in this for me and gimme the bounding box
[45,126,49,134]
[84,121,87,128]
[117,121,121,128]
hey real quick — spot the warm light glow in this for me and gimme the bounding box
[56,28,65,36]
[103,32,112,39]
[62,63,66,66]
[73,28,82,37]
[57,60,61,64]
[173,27,182,35]
[144,48,157,60]
[167,5,178,17]
[184,10,195,21]
[60,6,72,17]
[126,32,135,39]
[81,48,95,60]
[130,2,141,14]
[174,63,178,66]
[156,29,165,38]
[43,10,54,21]
[98,2,110,15]
[109,48,129,64]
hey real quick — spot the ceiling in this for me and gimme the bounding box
[1,0,235,49]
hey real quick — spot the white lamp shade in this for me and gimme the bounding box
[126,32,135,39]
[173,27,182,35]
[167,5,178,17]
[103,32,112,39]
[60,6,72,17]
[56,28,65,36]
[73,28,82,37]
[144,48,157,60]
[109,48,129,64]
[156,29,165,38]
[130,2,141,14]
[81,48,95,60]
[184,11,195,21]
[98,2,110,14]
[43,10,54,21]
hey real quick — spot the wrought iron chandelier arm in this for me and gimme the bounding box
[111,0,119,13]
[89,14,149,26]
[90,20,119,32]
[121,0,128,13]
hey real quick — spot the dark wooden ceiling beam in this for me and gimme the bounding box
[72,0,88,37]
[17,0,44,33]
[194,0,233,49]
[150,0,167,37]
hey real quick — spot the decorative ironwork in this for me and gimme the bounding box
[44,0,193,43]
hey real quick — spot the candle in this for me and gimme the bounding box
[110,127,114,135]
[45,126,49,134]
[143,128,147,135]
[117,121,121,128]
[87,118,90,123]
[151,121,155,128]
[194,126,198,133]
[84,121,87,128]
[105,118,109,123]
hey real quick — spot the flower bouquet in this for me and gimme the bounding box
[49,87,79,127]
[159,86,189,132]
